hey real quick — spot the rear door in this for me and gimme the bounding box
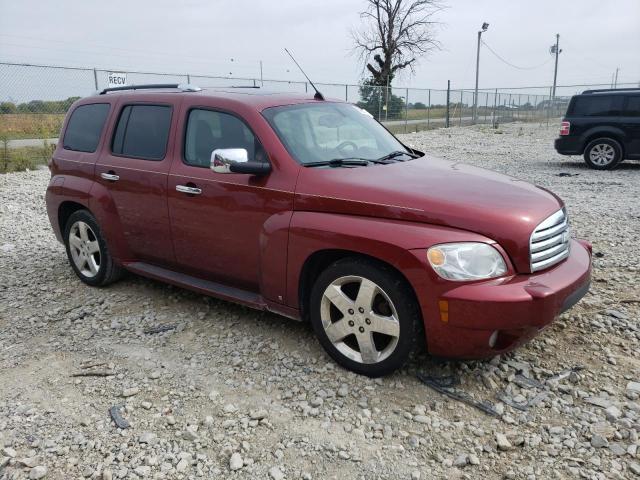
[94,99,178,266]
[622,95,640,156]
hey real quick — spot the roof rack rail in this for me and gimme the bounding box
[98,83,202,95]
[582,87,640,94]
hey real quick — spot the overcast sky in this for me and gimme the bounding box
[1,0,639,95]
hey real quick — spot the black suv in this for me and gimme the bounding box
[554,88,640,170]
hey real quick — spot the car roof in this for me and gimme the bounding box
[86,87,340,111]
[579,88,640,96]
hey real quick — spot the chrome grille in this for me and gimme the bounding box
[530,208,570,272]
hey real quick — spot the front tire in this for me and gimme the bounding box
[309,258,422,377]
[583,138,623,170]
[64,210,123,286]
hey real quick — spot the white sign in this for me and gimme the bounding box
[107,72,127,88]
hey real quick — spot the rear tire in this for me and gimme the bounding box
[63,210,123,286]
[309,258,422,377]
[583,137,623,170]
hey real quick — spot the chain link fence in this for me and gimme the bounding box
[1,61,636,171]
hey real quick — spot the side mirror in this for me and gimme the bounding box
[210,148,271,176]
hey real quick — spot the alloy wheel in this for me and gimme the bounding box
[68,221,101,278]
[320,275,400,364]
[589,143,615,166]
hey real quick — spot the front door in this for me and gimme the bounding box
[94,101,177,266]
[167,106,293,293]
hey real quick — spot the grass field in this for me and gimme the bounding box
[405,107,447,120]
[0,113,64,140]
[0,142,54,173]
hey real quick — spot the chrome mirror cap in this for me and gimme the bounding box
[211,148,249,174]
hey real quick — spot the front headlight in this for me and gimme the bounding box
[427,242,507,281]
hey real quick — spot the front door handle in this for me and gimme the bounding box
[101,172,119,182]
[176,184,202,195]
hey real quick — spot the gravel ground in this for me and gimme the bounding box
[1,122,639,480]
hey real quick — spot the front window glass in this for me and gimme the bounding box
[184,109,267,167]
[262,102,412,165]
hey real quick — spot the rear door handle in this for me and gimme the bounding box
[176,184,202,195]
[100,172,120,182]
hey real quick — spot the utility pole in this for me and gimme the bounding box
[259,60,263,87]
[550,34,561,102]
[385,75,389,121]
[473,22,489,124]
[445,80,450,128]
[614,67,619,88]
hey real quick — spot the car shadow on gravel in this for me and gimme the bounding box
[548,159,640,171]
[105,269,492,386]
[61,259,587,423]
[112,270,316,338]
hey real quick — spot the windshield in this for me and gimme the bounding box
[262,102,413,166]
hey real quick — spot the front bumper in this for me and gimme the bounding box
[425,239,592,358]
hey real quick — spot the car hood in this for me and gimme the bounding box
[294,155,563,273]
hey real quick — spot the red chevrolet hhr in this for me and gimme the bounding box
[45,84,592,377]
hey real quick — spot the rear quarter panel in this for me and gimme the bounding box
[46,98,118,241]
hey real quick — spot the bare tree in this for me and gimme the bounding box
[353,0,443,86]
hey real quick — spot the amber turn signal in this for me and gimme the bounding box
[427,248,445,266]
[438,299,449,323]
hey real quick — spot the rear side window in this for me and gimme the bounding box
[570,95,624,116]
[624,96,640,117]
[184,109,267,167]
[63,103,110,153]
[112,105,172,160]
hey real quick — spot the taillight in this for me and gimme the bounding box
[559,121,570,136]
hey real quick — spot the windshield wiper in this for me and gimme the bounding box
[376,150,420,162]
[303,158,382,168]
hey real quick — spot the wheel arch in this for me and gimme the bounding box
[298,248,423,326]
[581,128,626,156]
[286,211,494,353]
[287,212,488,311]
[58,201,91,235]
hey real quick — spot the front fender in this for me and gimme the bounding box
[285,211,496,309]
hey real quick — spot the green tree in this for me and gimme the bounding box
[357,78,406,120]
[0,102,17,114]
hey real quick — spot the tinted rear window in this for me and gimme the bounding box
[112,105,172,160]
[570,95,624,116]
[63,103,110,152]
[624,96,640,117]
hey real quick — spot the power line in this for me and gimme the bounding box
[480,39,553,71]
[0,33,270,66]
[0,42,266,74]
